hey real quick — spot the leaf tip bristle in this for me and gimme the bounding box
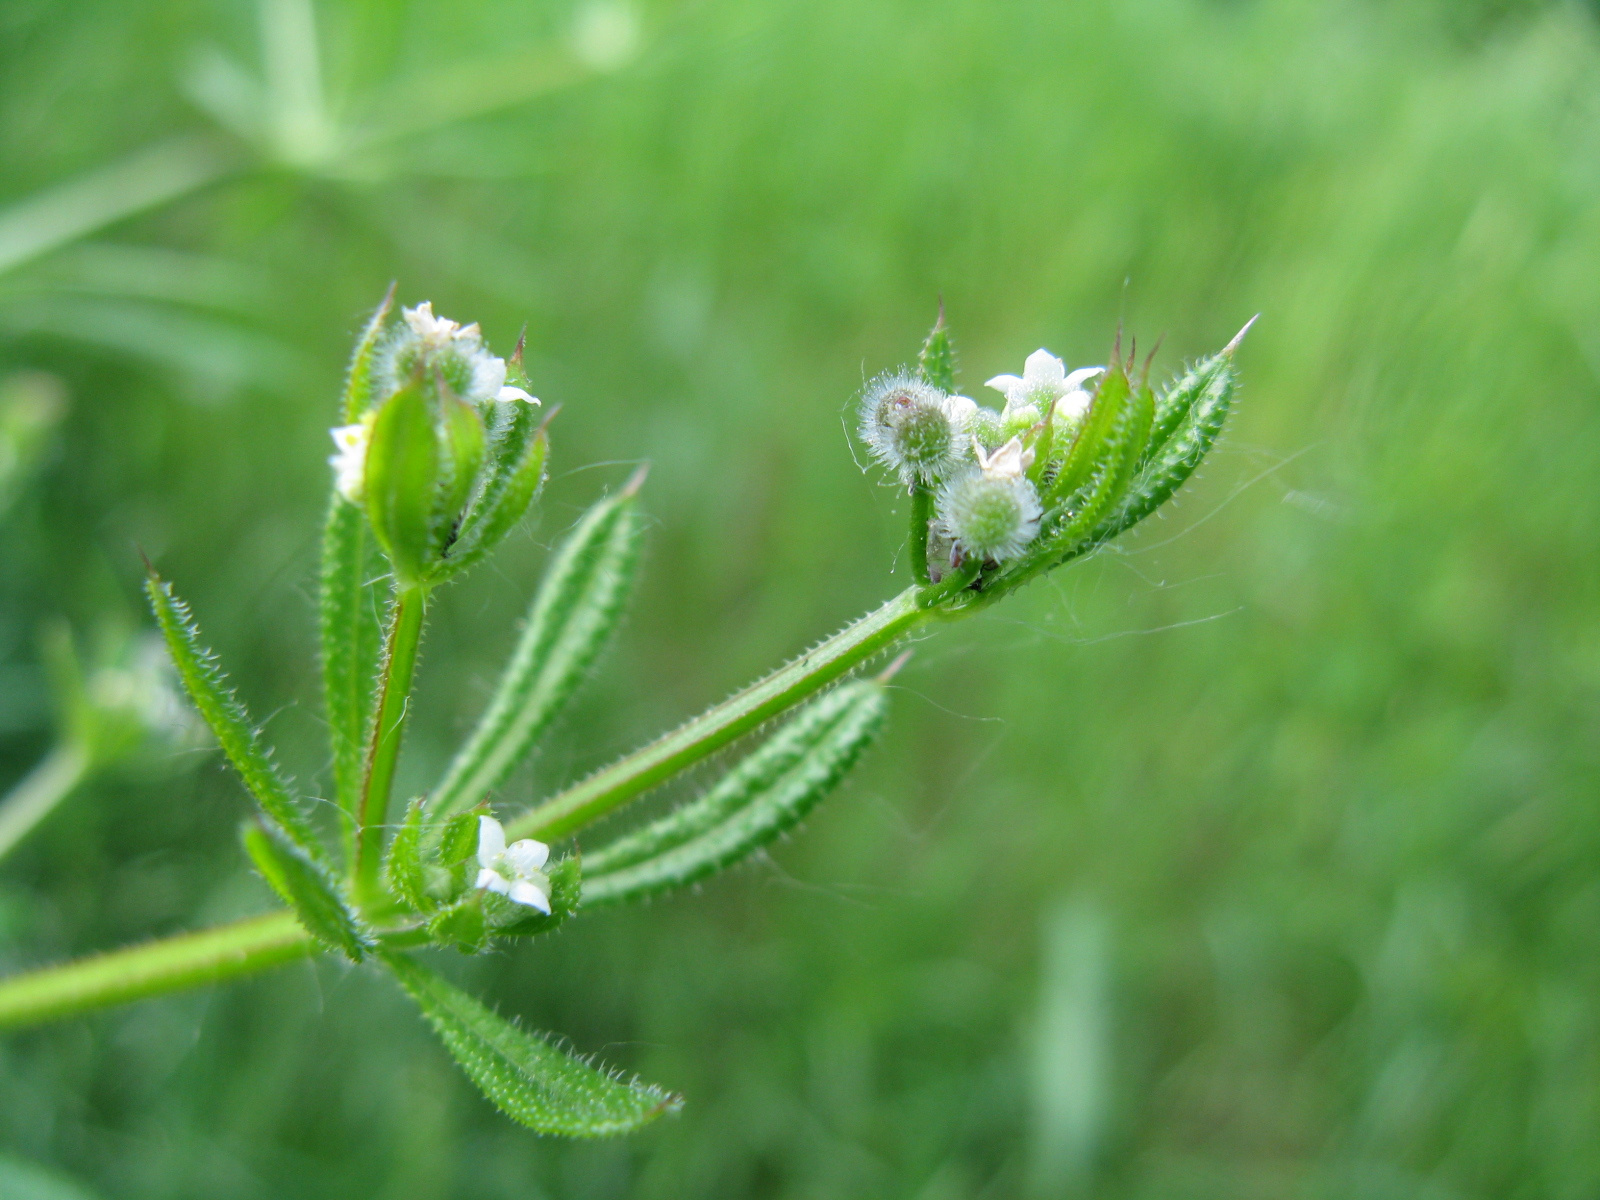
[876,649,913,683]
[621,463,650,497]
[1223,314,1260,356]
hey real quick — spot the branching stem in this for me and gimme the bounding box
[0,583,964,1027]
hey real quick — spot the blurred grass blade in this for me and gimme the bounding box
[582,678,887,907]
[242,821,372,961]
[384,951,681,1136]
[431,475,642,816]
[0,136,233,278]
[322,289,394,838]
[144,569,322,857]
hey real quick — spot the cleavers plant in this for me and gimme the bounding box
[0,290,1250,1137]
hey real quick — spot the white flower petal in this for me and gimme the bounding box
[1023,349,1066,388]
[479,870,515,898]
[505,838,549,874]
[1058,389,1093,421]
[942,394,977,427]
[507,879,552,913]
[984,373,1024,400]
[1063,366,1104,391]
[497,386,540,404]
[477,815,507,864]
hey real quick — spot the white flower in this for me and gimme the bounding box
[474,815,552,913]
[403,301,478,350]
[975,436,1034,480]
[328,419,370,503]
[391,302,521,405]
[985,350,1103,420]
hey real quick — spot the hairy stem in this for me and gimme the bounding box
[355,584,428,898]
[909,485,933,586]
[0,742,91,862]
[0,583,963,1027]
[507,587,928,842]
[0,911,313,1029]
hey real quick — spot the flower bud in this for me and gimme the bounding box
[333,299,546,586]
[859,372,962,484]
[936,437,1042,563]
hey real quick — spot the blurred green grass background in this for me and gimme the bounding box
[3,0,1600,1196]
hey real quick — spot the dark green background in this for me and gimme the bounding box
[2,0,1599,1196]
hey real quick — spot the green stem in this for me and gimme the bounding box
[355,584,428,899]
[507,587,929,842]
[909,485,933,586]
[0,911,313,1029]
[0,742,92,862]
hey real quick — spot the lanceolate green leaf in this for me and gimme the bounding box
[1104,344,1238,538]
[242,822,372,962]
[321,287,394,843]
[582,680,887,907]
[431,476,642,817]
[384,951,681,1136]
[433,411,548,582]
[365,382,439,585]
[917,307,956,394]
[144,571,322,858]
[321,498,384,845]
[340,284,394,423]
[1044,360,1131,510]
[583,680,882,877]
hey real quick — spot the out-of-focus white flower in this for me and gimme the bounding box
[985,350,1103,421]
[329,418,370,503]
[474,815,552,913]
[941,394,978,428]
[388,302,518,404]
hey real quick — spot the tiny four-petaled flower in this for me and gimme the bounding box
[985,349,1103,423]
[475,815,552,913]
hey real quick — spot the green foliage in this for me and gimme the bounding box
[10,0,1600,1195]
[583,680,888,906]
[143,569,322,858]
[1106,341,1241,538]
[321,291,395,826]
[363,383,440,586]
[319,497,383,832]
[383,952,682,1137]
[917,308,956,394]
[432,479,643,816]
[241,821,372,962]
